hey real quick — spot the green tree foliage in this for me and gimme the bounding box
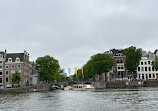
[77,69,83,80]
[35,55,61,81]
[152,56,158,70]
[125,46,142,77]
[83,53,114,79]
[11,71,21,84]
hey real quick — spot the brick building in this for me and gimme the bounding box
[0,50,35,89]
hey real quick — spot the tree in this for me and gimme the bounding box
[77,69,83,80]
[125,46,142,78]
[35,55,61,82]
[152,56,158,70]
[11,71,21,87]
[83,53,114,79]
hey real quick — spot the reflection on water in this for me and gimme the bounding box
[1,87,158,111]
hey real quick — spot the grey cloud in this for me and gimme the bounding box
[0,0,158,73]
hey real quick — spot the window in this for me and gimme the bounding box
[120,59,123,63]
[117,60,119,63]
[149,74,151,78]
[118,71,121,78]
[141,62,143,65]
[141,67,144,71]
[145,67,147,71]
[146,74,148,80]
[145,62,147,65]
[11,70,15,74]
[17,64,21,68]
[11,65,15,69]
[0,65,2,69]
[0,78,2,83]
[0,54,2,58]
[142,74,144,79]
[0,61,2,64]
[0,72,2,75]
[149,67,151,71]
[139,74,140,79]
[8,58,12,62]
[16,57,20,62]
[6,77,9,83]
[148,61,150,65]
[153,74,155,78]
[17,70,21,73]
[121,71,123,78]
[5,70,9,75]
[5,65,9,69]
[152,67,155,71]
[138,67,140,71]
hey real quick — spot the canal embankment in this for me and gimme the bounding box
[0,84,52,94]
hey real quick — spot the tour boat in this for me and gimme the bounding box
[72,84,95,91]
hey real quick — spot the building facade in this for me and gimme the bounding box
[137,50,158,81]
[0,50,35,89]
[109,49,128,81]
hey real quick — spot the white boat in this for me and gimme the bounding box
[72,84,95,91]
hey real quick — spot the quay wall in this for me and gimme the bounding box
[106,81,126,88]
[0,84,52,94]
[143,81,158,87]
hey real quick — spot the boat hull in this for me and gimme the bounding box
[73,88,95,91]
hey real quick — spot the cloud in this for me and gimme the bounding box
[0,0,158,73]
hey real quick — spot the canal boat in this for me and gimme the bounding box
[72,84,95,91]
[50,84,60,90]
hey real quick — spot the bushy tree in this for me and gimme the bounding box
[35,55,61,81]
[152,56,158,70]
[11,71,21,86]
[125,46,142,78]
[83,53,114,79]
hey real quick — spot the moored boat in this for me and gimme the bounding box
[72,84,95,91]
[50,85,60,90]
[64,86,72,90]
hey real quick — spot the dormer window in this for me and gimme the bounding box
[8,58,12,62]
[0,54,2,58]
[16,57,20,62]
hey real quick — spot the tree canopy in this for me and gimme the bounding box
[125,46,142,77]
[152,56,158,70]
[11,71,21,84]
[83,53,114,79]
[35,55,61,81]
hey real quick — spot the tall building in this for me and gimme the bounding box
[109,49,128,81]
[0,50,35,89]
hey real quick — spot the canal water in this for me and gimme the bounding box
[1,87,158,111]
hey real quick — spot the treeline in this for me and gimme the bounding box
[33,46,158,83]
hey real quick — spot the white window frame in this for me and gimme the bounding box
[17,64,21,68]
[8,58,12,62]
[6,77,9,83]
[0,71,2,76]
[11,70,15,74]
[0,78,2,83]
[5,65,9,69]
[11,65,15,69]
[16,57,20,62]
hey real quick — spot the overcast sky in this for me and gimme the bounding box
[0,0,158,75]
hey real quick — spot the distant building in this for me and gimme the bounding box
[0,50,36,89]
[137,50,158,81]
[109,49,128,81]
